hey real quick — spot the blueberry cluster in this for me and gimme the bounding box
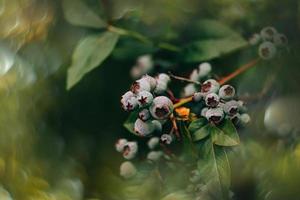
[121,74,174,136]
[182,62,212,97]
[249,26,288,60]
[192,79,250,125]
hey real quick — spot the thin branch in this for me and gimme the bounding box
[169,72,201,85]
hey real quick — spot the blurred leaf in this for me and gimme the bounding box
[123,110,139,135]
[62,0,106,28]
[210,120,240,147]
[67,32,119,89]
[193,20,243,39]
[198,138,231,199]
[123,171,161,200]
[183,20,248,62]
[161,191,193,200]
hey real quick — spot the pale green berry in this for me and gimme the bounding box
[120,161,137,179]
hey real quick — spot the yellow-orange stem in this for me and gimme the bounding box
[218,58,260,85]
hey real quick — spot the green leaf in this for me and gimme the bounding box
[220,119,240,143]
[123,110,139,135]
[192,124,211,142]
[62,0,106,28]
[183,20,248,62]
[67,32,119,89]
[212,120,240,147]
[188,118,210,141]
[210,122,239,146]
[188,118,207,133]
[197,138,231,199]
[179,122,198,161]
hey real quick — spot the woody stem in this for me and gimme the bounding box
[169,72,201,85]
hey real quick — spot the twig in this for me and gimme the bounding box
[107,25,181,52]
[219,58,260,85]
[169,72,201,85]
[170,114,180,139]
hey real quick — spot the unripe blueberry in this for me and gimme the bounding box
[183,83,197,97]
[130,66,143,79]
[201,107,209,117]
[273,33,288,47]
[200,79,220,95]
[205,93,220,107]
[190,69,200,81]
[147,137,160,149]
[120,161,137,179]
[206,107,224,124]
[240,113,251,125]
[223,100,239,116]
[121,91,135,100]
[147,151,163,161]
[136,55,153,72]
[138,109,150,121]
[249,33,261,45]
[193,92,203,102]
[198,62,212,78]
[157,73,171,84]
[121,92,138,111]
[150,96,174,120]
[130,78,151,94]
[142,75,157,91]
[122,141,138,160]
[218,85,235,100]
[260,26,277,41]
[258,41,277,60]
[154,80,168,94]
[115,138,128,152]
[137,91,153,107]
[134,118,156,136]
[160,134,173,144]
[152,120,163,132]
[237,100,247,112]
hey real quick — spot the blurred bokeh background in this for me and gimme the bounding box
[0,0,299,199]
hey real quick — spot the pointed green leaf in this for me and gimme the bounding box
[213,120,240,146]
[192,124,211,141]
[62,0,106,28]
[188,118,207,133]
[197,138,231,199]
[67,32,119,89]
[188,118,210,141]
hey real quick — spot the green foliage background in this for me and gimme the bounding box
[0,0,300,199]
